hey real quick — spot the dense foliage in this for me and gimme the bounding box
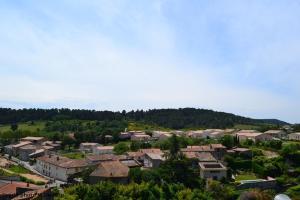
[0,108,288,129]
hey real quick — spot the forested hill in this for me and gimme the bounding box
[0,108,288,129]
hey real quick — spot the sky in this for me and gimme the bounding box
[0,0,300,123]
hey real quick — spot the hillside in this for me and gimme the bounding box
[0,107,288,129]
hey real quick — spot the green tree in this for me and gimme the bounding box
[114,142,129,155]
[11,123,18,132]
[221,135,235,148]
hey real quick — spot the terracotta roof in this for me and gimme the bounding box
[140,148,162,154]
[182,145,213,152]
[197,152,216,162]
[264,130,284,134]
[19,145,37,150]
[146,152,165,160]
[90,161,129,178]
[95,146,114,150]
[0,182,40,195]
[12,141,32,148]
[184,152,216,162]
[36,155,87,168]
[236,132,263,137]
[12,188,50,200]
[21,137,44,141]
[86,154,115,162]
[210,144,226,149]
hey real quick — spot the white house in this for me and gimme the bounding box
[288,132,300,141]
[93,146,114,155]
[36,155,88,182]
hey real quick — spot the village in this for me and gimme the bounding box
[0,127,299,199]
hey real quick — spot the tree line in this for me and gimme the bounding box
[0,107,288,129]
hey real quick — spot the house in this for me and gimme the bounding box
[119,132,132,140]
[199,162,227,180]
[152,131,171,140]
[204,129,225,139]
[126,148,162,164]
[120,159,141,168]
[79,143,99,153]
[144,152,165,168]
[20,137,46,144]
[89,161,129,184]
[86,154,116,165]
[236,131,273,143]
[181,144,226,160]
[264,130,286,139]
[230,148,252,157]
[131,134,151,142]
[36,155,88,182]
[13,142,33,156]
[41,141,62,151]
[288,132,300,141]
[183,152,217,162]
[19,145,40,161]
[0,181,44,200]
[158,133,172,141]
[93,146,114,155]
[187,130,204,138]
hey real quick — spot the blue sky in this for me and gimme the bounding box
[0,0,300,123]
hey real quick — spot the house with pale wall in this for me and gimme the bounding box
[36,155,88,182]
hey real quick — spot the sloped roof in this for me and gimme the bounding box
[90,161,129,178]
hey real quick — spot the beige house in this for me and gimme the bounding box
[264,130,286,139]
[199,162,227,180]
[79,143,99,152]
[288,132,300,141]
[93,146,114,155]
[144,152,165,168]
[131,134,151,141]
[236,132,273,143]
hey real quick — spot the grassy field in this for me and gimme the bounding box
[8,165,31,174]
[235,173,258,182]
[128,121,171,131]
[0,121,45,132]
[234,124,261,130]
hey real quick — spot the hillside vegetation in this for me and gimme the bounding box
[0,108,288,130]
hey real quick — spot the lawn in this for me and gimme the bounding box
[0,121,45,132]
[234,124,260,130]
[128,121,171,131]
[235,173,258,182]
[8,165,31,174]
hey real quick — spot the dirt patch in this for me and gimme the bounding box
[21,173,49,183]
[263,150,279,158]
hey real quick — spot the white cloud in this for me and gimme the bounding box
[0,0,299,123]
